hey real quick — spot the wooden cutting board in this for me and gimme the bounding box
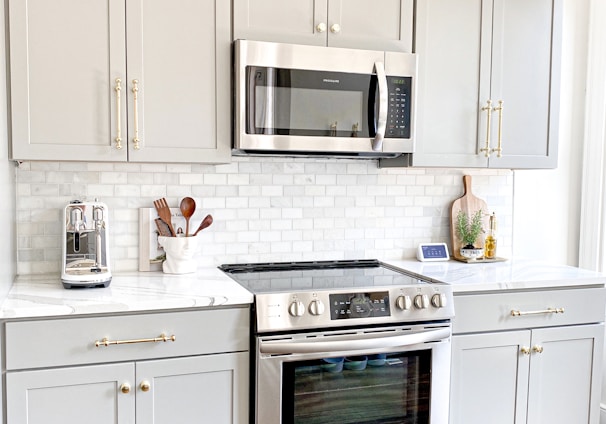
[450,175,488,260]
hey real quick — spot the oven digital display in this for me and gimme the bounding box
[329,291,390,320]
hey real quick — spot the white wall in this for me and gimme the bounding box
[513,0,589,267]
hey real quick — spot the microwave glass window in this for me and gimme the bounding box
[247,67,375,138]
[254,87,365,135]
[281,350,431,424]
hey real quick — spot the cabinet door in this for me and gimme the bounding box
[233,0,327,46]
[450,331,530,424]
[412,0,491,167]
[126,0,231,163]
[326,0,413,52]
[488,0,561,168]
[136,352,249,424]
[6,363,135,424]
[8,0,128,162]
[526,324,603,424]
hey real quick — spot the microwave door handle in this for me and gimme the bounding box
[372,61,388,151]
[259,327,450,355]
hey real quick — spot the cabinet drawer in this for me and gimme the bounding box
[453,287,606,334]
[5,307,250,370]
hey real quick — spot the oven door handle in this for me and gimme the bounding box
[259,327,450,355]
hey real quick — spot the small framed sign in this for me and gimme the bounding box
[417,242,450,262]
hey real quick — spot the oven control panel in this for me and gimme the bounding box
[255,285,454,333]
[329,291,390,320]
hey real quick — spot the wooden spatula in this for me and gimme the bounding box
[153,198,176,237]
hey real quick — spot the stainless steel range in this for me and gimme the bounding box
[220,259,454,424]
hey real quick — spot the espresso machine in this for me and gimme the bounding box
[61,200,112,288]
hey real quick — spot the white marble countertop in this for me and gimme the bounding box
[384,258,606,293]
[0,267,253,319]
[2,258,604,320]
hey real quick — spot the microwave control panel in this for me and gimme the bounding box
[386,76,412,139]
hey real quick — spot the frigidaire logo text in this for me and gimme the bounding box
[322,79,340,83]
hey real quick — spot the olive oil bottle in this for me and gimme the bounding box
[484,212,497,259]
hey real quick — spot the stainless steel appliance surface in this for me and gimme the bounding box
[61,200,112,289]
[234,40,417,158]
[219,259,454,424]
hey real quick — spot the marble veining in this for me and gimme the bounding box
[2,259,604,319]
[385,258,606,292]
[0,267,254,319]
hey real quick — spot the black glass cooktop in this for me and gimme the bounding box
[219,259,428,294]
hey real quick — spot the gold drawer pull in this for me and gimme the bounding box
[114,78,123,150]
[131,79,141,150]
[511,307,564,317]
[95,333,176,347]
[479,99,493,157]
[491,100,504,157]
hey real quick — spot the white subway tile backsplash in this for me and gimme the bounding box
[14,158,513,274]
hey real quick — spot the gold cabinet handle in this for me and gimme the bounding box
[140,381,151,392]
[511,307,564,317]
[532,345,544,354]
[491,100,504,157]
[479,99,493,157]
[316,22,327,33]
[520,346,530,356]
[120,382,131,394]
[95,333,176,347]
[114,78,123,150]
[132,79,141,150]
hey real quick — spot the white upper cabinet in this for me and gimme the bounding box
[8,0,231,163]
[125,0,231,163]
[8,0,127,161]
[411,0,561,168]
[233,0,414,52]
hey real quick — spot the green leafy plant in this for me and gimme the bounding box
[456,209,484,248]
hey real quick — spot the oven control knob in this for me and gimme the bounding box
[395,295,412,310]
[308,299,325,316]
[288,300,306,317]
[414,294,430,309]
[431,293,447,308]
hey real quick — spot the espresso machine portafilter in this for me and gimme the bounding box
[61,199,112,288]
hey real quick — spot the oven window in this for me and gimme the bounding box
[282,351,431,424]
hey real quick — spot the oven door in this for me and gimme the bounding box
[255,323,451,424]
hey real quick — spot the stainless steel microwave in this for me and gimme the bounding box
[233,40,417,158]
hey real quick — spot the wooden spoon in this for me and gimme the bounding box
[179,197,196,236]
[193,214,213,236]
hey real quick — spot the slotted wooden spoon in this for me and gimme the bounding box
[153,198,176,237]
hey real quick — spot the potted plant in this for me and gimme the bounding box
[455,209,484,260]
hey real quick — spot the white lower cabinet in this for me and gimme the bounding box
[7,353,248,424]
[3,308,250,424]
[450,288,605,424]
[7,363,135,424]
